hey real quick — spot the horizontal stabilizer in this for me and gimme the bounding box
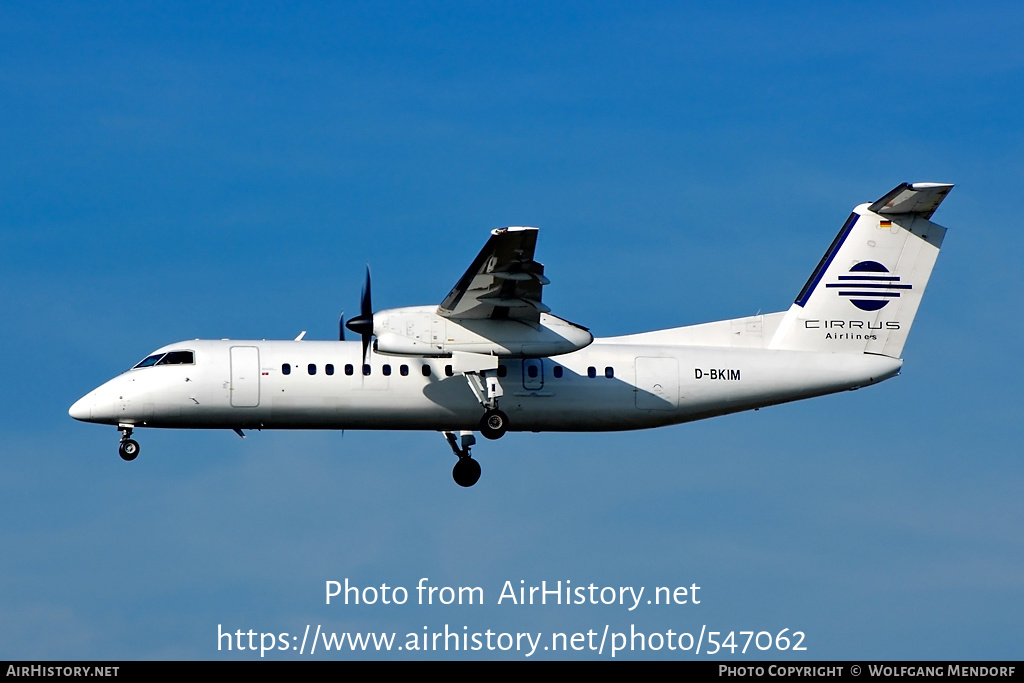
[868,182,953,219]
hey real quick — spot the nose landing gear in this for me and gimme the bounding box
[444,431,481,487]
[452,457,481,488]
[118,425,140,461]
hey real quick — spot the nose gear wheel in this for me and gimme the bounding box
[452,457,481,487]
[117,426,139,461]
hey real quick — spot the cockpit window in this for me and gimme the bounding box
[134,354,164,368]
[133,350,195,369]
[157,351,195,365]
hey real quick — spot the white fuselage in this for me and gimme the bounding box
[69,334,903,433]
[66,183,949,489]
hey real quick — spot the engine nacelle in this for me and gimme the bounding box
[371,306,593,358]
[373,332,445,356]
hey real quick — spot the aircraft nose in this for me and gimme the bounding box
[69,394,92,421]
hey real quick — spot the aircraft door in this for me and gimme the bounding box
[634,357,678,410]
[230,346,260,407]
[522,359,544,390]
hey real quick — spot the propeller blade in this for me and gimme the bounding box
[344,265,374,362]
[338,310,345,341]
[361,265,372,320]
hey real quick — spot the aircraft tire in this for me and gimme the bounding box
[480,409,508,440]
[452,457,481,487]
[119,439,140,461]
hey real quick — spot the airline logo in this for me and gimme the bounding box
[826,261,911,311]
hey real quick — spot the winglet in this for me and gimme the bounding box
[868,182,954,219]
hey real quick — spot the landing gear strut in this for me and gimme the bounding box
[465,370,509,440]
[444,431,481,487]
[118,425,140,461]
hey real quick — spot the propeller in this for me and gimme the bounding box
[344,266,374,361]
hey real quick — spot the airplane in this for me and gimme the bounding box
[70,182,952,487]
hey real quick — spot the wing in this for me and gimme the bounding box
[438,227,552,321]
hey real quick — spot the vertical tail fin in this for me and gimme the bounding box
[769,182,952,358]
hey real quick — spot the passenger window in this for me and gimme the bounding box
[308,364,316,375]
[605,366,614,379]
[345,364,354,376]
[326,364,334,376]
[362,364,371,376]
[445,365,454,377]
[422,365,431,377]
[553,366,563,378]
[382,364,392,376]
[497,365,507,378]
[400,365,409,376]
[588,366,596,379]
[527,365,538,378]
[282,364,291,375]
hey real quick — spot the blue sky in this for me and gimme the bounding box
[2,1,1021,660]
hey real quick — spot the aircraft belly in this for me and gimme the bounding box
[500,385,657,432]
[266,396,467,429]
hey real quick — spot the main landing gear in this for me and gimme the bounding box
[480,408,508,440]
[464,370,509,440]
[447,369,513,486]
[118,425,140,461]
